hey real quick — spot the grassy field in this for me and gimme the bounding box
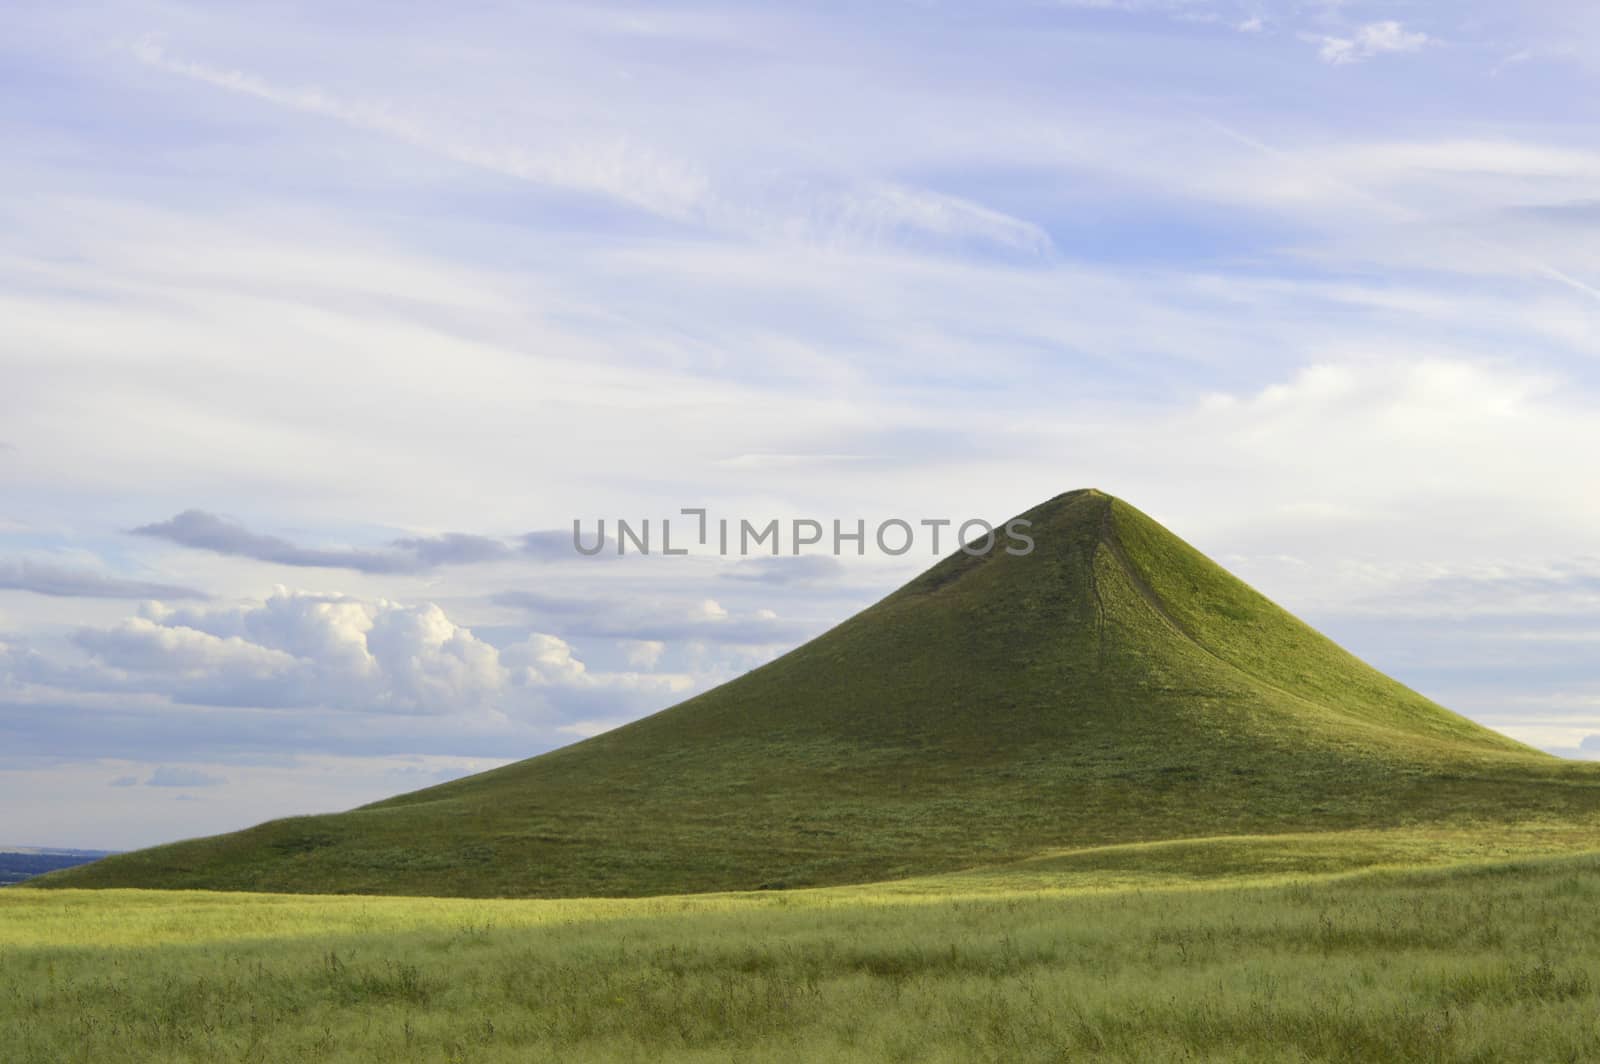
[9,828,1600,1062]
[45,491,1600,898]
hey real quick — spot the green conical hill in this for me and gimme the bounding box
[46,490,1598,897]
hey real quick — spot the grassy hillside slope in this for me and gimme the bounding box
[43,490,1600,897]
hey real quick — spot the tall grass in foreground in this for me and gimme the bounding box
[6,849,1600,1062]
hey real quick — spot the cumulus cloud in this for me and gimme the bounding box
[112,590,506,713]
[76,617,298,676]
[1319,21,1429,65]
[366,602,508,711]
[52,588,691,717]
[501,632,592,686]
[0,559,208,600]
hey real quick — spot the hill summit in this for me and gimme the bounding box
[45,490,1600,897]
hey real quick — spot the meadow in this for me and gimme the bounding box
[8,827,1600,1063]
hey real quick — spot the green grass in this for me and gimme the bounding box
[42,490,1600,898]
[10,831,1600,1061]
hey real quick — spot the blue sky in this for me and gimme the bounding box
[3,1,1600,847]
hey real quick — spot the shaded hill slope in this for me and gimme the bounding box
[45,490,1600,897]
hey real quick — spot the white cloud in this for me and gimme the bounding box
[13,583,710,742]
[128,39,1047,256]
[365,602,506,711]
[56,588,687,716]
[130,39,711,221]
[76,617,298,676]
[1324,139,1600,185]
[502,632,589,687]
[507,632,688,694]
[694,598,729,621]
[622,639,666,668]
[839,183,1052,254]
[1319,21,1429,65]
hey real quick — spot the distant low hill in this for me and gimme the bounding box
[41,490,1600,898]
[1,849,112,886]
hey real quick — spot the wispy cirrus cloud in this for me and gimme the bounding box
[1318,21,1430,65]
[130,38,712,221]
[128,37,1049,255]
